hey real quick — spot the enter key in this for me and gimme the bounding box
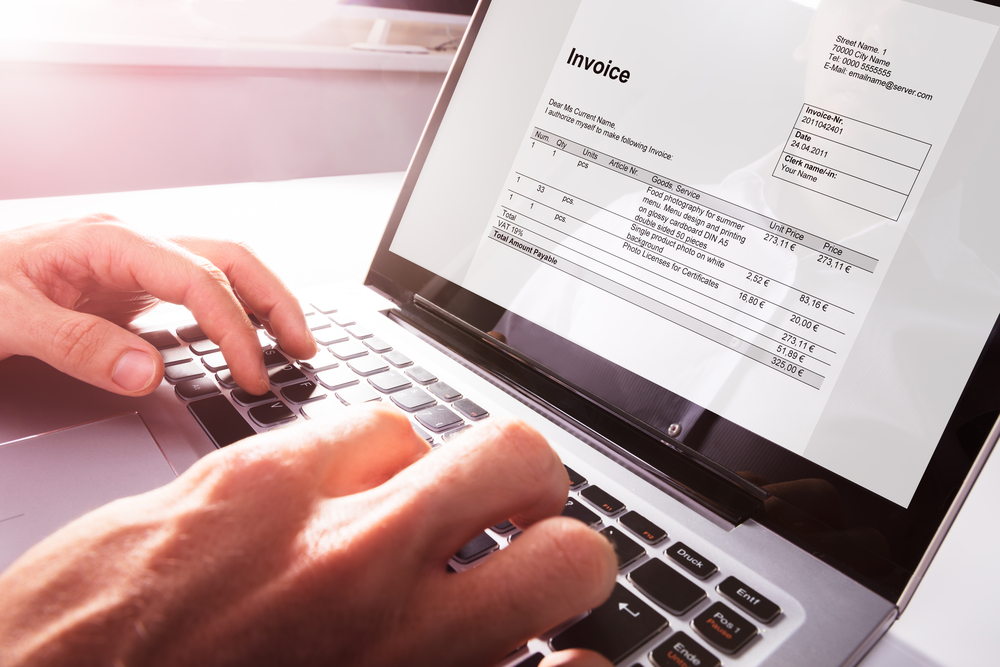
[550,583,667,663]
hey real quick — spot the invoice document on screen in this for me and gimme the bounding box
[456,0,999,505]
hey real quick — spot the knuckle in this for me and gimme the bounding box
[491,417,558,486]
[75,212,124,226]
[360,401,410,429]
[50,316,108,368]
[199,438,293,501]
[192,257,231,287]
[230,240,259,259]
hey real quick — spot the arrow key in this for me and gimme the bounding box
[550,583,667,664]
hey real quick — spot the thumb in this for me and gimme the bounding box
[12,298,164,396]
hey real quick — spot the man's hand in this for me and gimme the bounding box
[0,405,617,667]
[0,216,316,396]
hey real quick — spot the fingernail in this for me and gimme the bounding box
[113,350,157,392]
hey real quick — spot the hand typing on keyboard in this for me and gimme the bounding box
[0,215,316,397]
[0,404,617,667]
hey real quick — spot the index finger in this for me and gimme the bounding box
[172,237,316,362]
[40,223,271,394]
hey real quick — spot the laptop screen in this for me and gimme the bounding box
[370,0,1000,599]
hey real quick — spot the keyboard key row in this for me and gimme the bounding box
[167,311,485,448]
[549,474,782,661]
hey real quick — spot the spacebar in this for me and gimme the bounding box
[188,395,257,448]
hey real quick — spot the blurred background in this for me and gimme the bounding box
[0,0,477,199]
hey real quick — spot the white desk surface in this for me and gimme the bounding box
[1,174,996,667]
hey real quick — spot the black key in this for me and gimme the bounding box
[513,653,544,667]
[268,365,307,386]
[138,329,179,349]
[297,349,339,372]
[628,559,706,615]
[347,355,390,377]
[176,323,207,342]
[232,388,278,406]
[453,397,489,421]
[336,384,382,405]
[160,347,193,366]
[263,348,290,368]
[666,543,717,580]
[691,602,757,655]
[190,339,220,355]
[369,370,411,394]
[248,401,296,427]
[441,424,473,442]
[599,525,645,569]
[405,366,437,385]
[415,405,464,433]
[215,369,237,388]
[164,361,205,383]
[310,299,338,314]
[281,381,327,404]
[330,312,356,327]
[452,532,497,564]
[550,583,667,664]
[174,377,220,401]
[188,394,256,448]
[316,367,359,390]
[620,511,667,545]
[200,351,228,372]
[247,313,265,328]
[361,337,390,354]
[314,329,349,346]
[717,576,781,623]
[383,350,412,368]
[562,497,601,527]
[581,485,626,516]
[329,339,368,360]
[390,387,436,412]
[492,520,516,534]
[427,381,461,402]
[650,632,720,667]
[345,324,373,339]
[565,465,587,490]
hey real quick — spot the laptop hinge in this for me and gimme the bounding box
[408,294,766,524]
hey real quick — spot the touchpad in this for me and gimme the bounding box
[0,413,177,571]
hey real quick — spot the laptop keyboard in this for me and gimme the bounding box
[140,301,788,666]
[140,301,490,450]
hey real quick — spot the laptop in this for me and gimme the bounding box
[3,0,1000,664]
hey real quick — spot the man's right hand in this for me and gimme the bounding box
[0,405,617,667]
